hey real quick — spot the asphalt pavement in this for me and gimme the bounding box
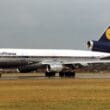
[0,73,110,80]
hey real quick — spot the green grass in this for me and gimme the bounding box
[0,79,110,110]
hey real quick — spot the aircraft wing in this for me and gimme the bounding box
[34,56,110,65]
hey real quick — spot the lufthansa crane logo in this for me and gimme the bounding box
[106,29,110,40]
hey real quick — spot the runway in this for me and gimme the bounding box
[0,73,110,80]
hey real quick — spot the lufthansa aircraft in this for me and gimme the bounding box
[0,27,110,78]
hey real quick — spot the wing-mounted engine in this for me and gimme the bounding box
[18,64,40,73]
[47,64,63,72]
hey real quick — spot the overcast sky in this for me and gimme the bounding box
[0,0,110,49]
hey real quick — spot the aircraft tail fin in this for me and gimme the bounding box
[87,27,110,53]
[99,26,110,42]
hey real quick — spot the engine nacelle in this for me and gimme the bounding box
[87,40,110,53]
[87,40,94,49]
[18,64,39,73]
[47,64,63,72]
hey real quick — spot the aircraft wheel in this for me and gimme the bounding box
[71,72,76,78]
[59,72,65,77]
[51,72,56,77]
[45,72,49,77]
[45,72,56,77]
[64,72,70,77]
[64,72,76,78]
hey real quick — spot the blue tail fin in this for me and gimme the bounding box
[99,26,110,42]
[87,27,110,53]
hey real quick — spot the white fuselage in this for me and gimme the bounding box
[0,48,109,57]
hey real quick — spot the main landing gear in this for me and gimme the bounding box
[45,71,76,78]
[45,72,56,77]
[59,72,75,78]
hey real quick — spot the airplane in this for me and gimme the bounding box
[0,27,110,78]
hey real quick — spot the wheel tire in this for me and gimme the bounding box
[64,72,70,77]
[71,72,76,78]
[45,72,56,77]
[45,72,50,77]
[59,72,65,77]
[51,72,56,77]
[64,72,76,78]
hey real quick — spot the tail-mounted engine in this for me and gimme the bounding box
[87,40,110,53]
[87,27,110,53]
